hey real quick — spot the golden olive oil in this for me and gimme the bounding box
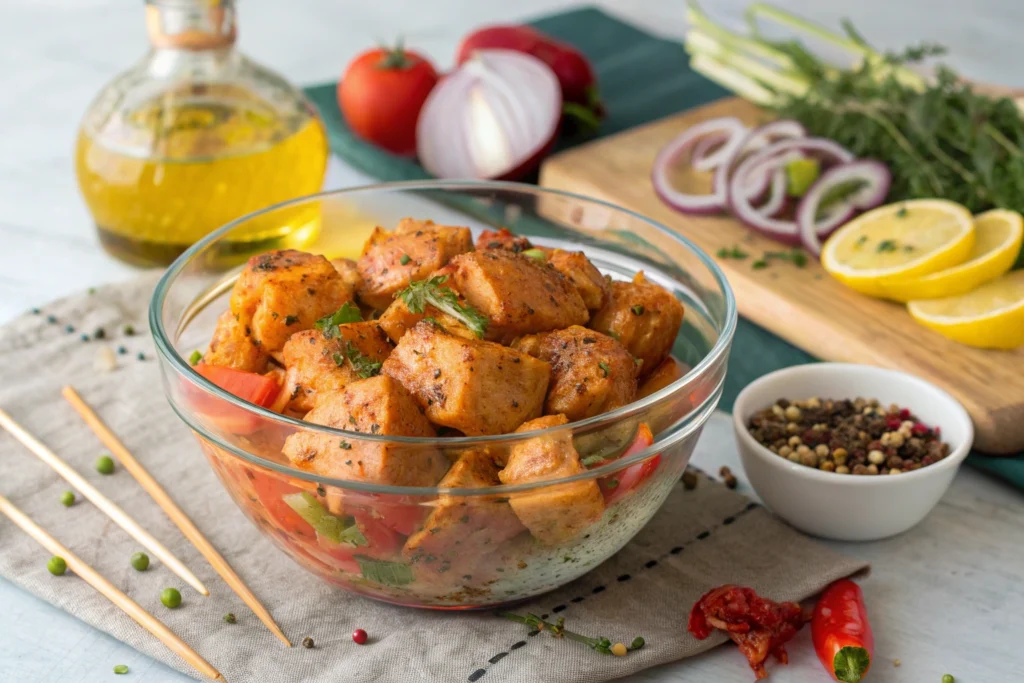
[76,88,328,266]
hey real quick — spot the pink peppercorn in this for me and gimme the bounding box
[352,628,368,645]
[911,422,929,436]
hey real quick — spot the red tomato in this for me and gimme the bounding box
[351,510,405,559]
[338,44,439,156]
[249,472,317,543]
[189,364,282,435]
[316,537,362,574]
[598,424,661,505]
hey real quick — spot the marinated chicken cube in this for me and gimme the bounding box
[282,375,446,487]
[441,250,588,343]
[376,283,477,344]
[356,219,472,310]
[475,227,533,253]
[229,250,355,353]
[404,448,524,562]
[382,321,550,435]
[637,357,689,399]
[204,310,269,373]
[513,326,638,422]
[547,250,609,312]
[282,322,393,413]
[499,415,605,545]
[588,272,684,378]
[330,257,363,291]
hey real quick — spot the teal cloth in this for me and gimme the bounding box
[303,7,1023,489]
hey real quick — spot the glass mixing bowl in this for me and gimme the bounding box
[151,182,736,608]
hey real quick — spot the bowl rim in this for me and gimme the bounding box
[149,180,736,492]
[732,362,973,486]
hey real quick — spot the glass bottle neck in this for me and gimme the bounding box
[145,0,237,51]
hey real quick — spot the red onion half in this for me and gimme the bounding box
[651,117,748,214]
[416,49,561,180]
[727,138,855,244]
[796,160,892,255]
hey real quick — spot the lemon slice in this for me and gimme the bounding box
[908,270,1024,349]
[821,199,975,298]
[879,209,1024,301]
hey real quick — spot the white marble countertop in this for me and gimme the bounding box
[3,0,1023,681]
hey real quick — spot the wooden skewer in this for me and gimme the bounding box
[0,493,223,680]
[0,408,209,597]
[61,386,291,647]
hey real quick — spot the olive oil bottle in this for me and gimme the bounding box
[76,0,328,266]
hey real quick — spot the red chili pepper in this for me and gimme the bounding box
[812,579,874,683]
[455,25,604,133]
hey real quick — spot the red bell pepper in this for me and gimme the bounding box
[456,25,604,133]
[598,423,660,505]
[812,579,874,683]
[190,364,282,435]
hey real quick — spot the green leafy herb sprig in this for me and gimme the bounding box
[315,302,363,337]
[500,612,645,656]
[685,2,1024,214]
[397,276,489,338]
[333,344,383,379]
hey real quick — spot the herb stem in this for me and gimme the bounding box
[499,612,643,655]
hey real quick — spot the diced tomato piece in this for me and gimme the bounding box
[373,497,429,536]
[315,537,362,574]
[351,510,405,560]
[250,471,317,543]
[598,424,660,505]
[188,364,282,435]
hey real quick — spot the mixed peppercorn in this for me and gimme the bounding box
[747,397,950,475]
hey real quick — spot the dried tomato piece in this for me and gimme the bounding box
[688,585,807,680]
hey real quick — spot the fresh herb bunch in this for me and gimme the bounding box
[397,275,489,338]
[685,2,1024,214]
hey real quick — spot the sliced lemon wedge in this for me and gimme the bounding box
[822,200,975,298]
[879,209,1024,301]
[908,270,1024,349]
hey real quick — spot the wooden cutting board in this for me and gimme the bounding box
[539,97,1024,454]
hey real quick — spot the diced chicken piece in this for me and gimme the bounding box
[513,326,639,422]
[356,219,472,310]
[229,250,355,353]
[637,357,689,399]
[441,250,588,343]
[283,375,446,487]
[499,415,605,545]
[588,272,684,378]
[404,448,525,562]
[547,250,609,312]
[377,290,476,344]
[282,322,393,412]
[475,227,533,253]
[203,310,269,372]
[330,257,363,292]
[382,321,550,435]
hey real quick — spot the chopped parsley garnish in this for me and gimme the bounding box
[339,440,352,450]
[876,239,899,253]
[521,248,547,262]
[716,245,749,260]
[763,249,809,267]
[752,260,768,270]
[896,206,909,218]
[333,342,382,379]
[399,254,411,265]
[188,350,203,366]
[284,314,300,326]
[397,275,488,338]
[631,305,645,316]
[315,302,363,338]
[356,556,414,586]
[598,361,610,378]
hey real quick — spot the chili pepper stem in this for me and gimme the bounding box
[833,646,871,683]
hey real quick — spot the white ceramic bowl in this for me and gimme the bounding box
[733,363,973,541]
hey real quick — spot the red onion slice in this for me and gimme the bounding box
[652,117,747,214]
[691,129,747,172]
[796,160,892,256]
[713,120,807,204]
[756,168,790,217]
[417,50,562,180]
[728,137,855,243]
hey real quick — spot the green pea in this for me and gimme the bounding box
[47,556,67,576]
[113,664,129,674]
[942,676,955,683]
[96,455,115,475]
[60,491,75,507]
[161,587,182,609]
[130,552,150,571]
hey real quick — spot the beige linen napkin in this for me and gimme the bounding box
[0,276,867,682]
